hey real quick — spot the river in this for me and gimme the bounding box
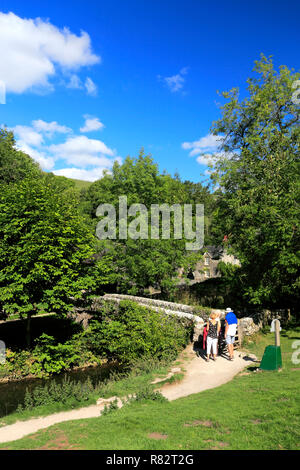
[0,362,123,418]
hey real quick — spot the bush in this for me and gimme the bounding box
[1,300,192,380]
[127,386,167,403]
[83,300,192,364]
[19,376,95,411]
[30,334,82,377]
[0,349,33,379]
[101,398,119,415]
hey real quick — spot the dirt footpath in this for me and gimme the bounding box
[159,344,253,400]
[0,345,253,444]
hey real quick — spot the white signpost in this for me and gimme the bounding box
[270,319,281,347]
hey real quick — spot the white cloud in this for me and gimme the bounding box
[182,134,223,155]
[53,167,108,182]
[182,133,235,167]
[9,117,120,181]
[16,141,54,170]
[32,119,72,136]
[49,135,115,167]
[13,125,44,147]
[0,12,100,94]
[80,115,104,133]
[158,67,189,93]
[85,77,98,96]
[66,74,83,89]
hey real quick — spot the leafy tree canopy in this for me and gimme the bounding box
[0,177,112,322]
[82,151,209,295]
[210,55,300,307]
[0,128,42,183]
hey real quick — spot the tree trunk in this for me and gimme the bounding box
[26,313,31,349]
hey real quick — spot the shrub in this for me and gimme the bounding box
[1,300,192,380]
[101,398,119,415]
[30,334,82,377]
[127,387,167,404]
[19,376,95,411]
[83,300,192,364]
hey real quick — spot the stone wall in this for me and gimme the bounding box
[238,317,261,340]
[77,294,288,342]
[101,293,205,329]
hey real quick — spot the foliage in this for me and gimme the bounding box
[0,300,192,379]
[80,300,193,364]
[0,355,174,421]
[30,334,82,376]
[19,376,95,411]
[126,386,167,404]
[183,181,217,244]
[0,349,33,379]
[102,386,168,416]
[210,55,300,308]
[0,176,110,322]
[0,128,42,184]
[0,333,100,379]
[4,328,299,450]
[82,151,206,295]
[101,398,119,415]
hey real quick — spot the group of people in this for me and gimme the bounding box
[204,308,238,362]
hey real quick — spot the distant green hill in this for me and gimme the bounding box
[69,178,93,190]
[45,173,94,191]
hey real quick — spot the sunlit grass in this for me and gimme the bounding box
[1,326,299,450]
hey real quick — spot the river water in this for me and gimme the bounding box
[0,362,122,418]
[0,315,123,417]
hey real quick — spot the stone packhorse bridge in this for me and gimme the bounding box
[99,293,225,340]
[73,294,263,342]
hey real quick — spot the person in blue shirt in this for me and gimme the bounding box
[224,308,238,361]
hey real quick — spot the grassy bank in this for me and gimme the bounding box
[0,325,299,450]
[0,359,180,428]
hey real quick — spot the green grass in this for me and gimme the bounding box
[0,361,173,428]
[1,326,299,450]
[69,178,92,191]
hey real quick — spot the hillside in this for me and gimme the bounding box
[68,178,93,191]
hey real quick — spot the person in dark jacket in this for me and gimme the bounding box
[206,312,220,361]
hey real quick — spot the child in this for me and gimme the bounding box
[206,312,220,361]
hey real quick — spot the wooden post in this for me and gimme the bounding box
[260,318,282,371]
[274,319,280,347]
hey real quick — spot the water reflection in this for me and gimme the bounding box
[0,362,122,417]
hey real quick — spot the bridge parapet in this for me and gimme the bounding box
[100,294,210,336]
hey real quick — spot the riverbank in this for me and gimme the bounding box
[0,343,251,443]
[0,357,173,427]
[1,327,299,450]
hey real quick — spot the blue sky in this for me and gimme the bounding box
[0,0,299,182]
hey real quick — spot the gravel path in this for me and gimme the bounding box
[159,344,252,400]
[0,345,253,444]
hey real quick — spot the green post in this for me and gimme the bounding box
[260,319,282,371]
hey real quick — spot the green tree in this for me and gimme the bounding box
[210,55,300,308]
[0,177,111,346]
[183,181,216,243]
[0,128,42,183]
[83,151,202,296]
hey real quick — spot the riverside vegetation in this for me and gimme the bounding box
[0,327,299,450]
[0,300,192,381]
[0,299,192,417]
